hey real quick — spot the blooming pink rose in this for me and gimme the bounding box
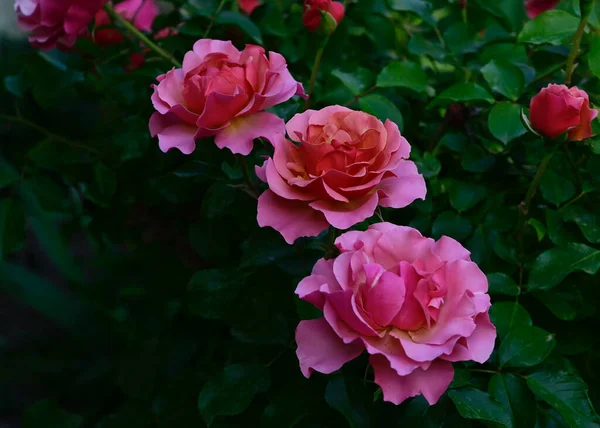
[525,0,560,18]
[530,84,598,141]
[256,106,426,244]
[94,0,159,46]
[14,0,106,49]
[303,0,345,31]
[295,223,496,405]
[149,39,306,155]
[238,0,261,15]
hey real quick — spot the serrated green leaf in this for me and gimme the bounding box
[518,10,579,45]
[429,83,494,108]
[489,374,537,428]
[332,68,374,96]
[499,325,555,368]
[481,61,525,101]
[449,388,512,427]
[527,243,600,291]
[488,102,527,144]
[487,272,520,296]
[358,94,404,131]
[376,61,429,93]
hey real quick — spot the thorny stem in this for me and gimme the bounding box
[0,114,100,154]
[104,3,181,68]
[204,0,228,38]
[565,14,590,85]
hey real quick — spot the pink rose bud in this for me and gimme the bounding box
[149,39,306,156]
[529,84,598,141]
[238,0,261,15]
[525,0,560,19]
[295,223,496,405]
[256,106,426,244]
[14,0,106,50]
[302,0,345,32]
[94,0,159,46]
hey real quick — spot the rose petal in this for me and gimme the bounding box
[296,318,364,377]
[214,112,285,155]
[257,190,329,244]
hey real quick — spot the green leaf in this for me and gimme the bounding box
[461,145,496,172]
[589,35,600,79]
[387,0,436,26]
[488,102,527,144]
[201,182,239,219]
[487,272,520,296]
[429,83,494,108]
[187,269,247,320]
[527,243,600,291]
[399,396,448,427]
[499,325,556,368]
[518,10,580,45]
[528,218,547,241]
[527,370,600,427]
[443,179,487,212]
[376,61,429,93]
[540,170,576,206]
[358,94,404,131]
[332,68,374,96]
[415,152,441,178]
[215,11,263,44]
[432,211,472,241]
[489,302,532,340]
[24,399,82,428]
[489,374,537,428]
[440,132,468,152]
[198,364,271,426]
[563,205,600,243]
[535,288,581,321]
[448,388,512,427]
[481,61,525,101]
[0,199,25,259]
[325,375,371,428]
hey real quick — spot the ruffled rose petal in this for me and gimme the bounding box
[309,192,379,230]
[214,112,285,155]
[257,190,329,244]
[296,318,364,377]
[371,354,454,405]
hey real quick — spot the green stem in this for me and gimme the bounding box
[0,114,100,154]
[521,147,558,215]
[565,15,589,85]
[305,38,329,110]
[204,0,228,38]
[103,4,181,68]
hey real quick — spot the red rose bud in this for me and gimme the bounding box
[302,0,345,32]
[529,84,598,141]
[238,0,261,15]
[524,0,560,19]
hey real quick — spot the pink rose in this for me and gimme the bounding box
[149,39,306,155]
[14,0,106,49]
[530,84,598,141]
[256,106,426,244]
[295,223,496,405]
[238,0,261,15]
[94,0,159,46]
[525,0,560,18]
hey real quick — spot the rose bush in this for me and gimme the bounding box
[149,39,306,155]
[296,223,496,405]
[256,106,426,243]
[3,0,600,426]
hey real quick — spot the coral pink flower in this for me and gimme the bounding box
[256,106,426,244]
[14,0,106,49]
[529,84,598,141]
[295,223,496,405]
[239,0,261,15]
[149,39,306,155]
[525,0,560,18]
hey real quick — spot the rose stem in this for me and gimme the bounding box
[305,37,330,110]
[103,3,181,68]
[565,6,591,85]
[204,0,228,38]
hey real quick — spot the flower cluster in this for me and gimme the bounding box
[18,0,600,409]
